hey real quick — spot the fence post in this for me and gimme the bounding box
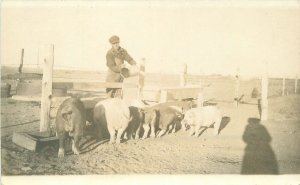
[295,75,298,94]
[40,44,54,132]
[234,68,240,107]
[282,77,286,96]
[197,92,204,107]
[159,90,168,103]
[138,58,146,99]
[180,63,187,87]
[261,73,268,121]
[18,48,24,73]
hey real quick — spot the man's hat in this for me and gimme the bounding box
[109,35,120,44]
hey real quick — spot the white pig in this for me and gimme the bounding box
[93,98,132,144]
[181,106,222,137]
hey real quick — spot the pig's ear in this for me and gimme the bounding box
[61,106,72,122]
[61,105,72,115]
[176,111,183,119]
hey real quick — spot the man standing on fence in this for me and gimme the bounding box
[105,35,137,98]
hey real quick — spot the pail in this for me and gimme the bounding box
[120,65,139,78]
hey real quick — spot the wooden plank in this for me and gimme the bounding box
[27,132,58,142]
[11,95,41,102]
[160,87,201,101]
[53,78,103,83]
[142,100,194,111]
[142,86,201,102]
[13,132,58,152]
[122,75,140,105]
[12,132,37,151]
[160,85,201,90]
[53,79,138,89]
[40,44,54,132]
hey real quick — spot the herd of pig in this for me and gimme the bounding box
[55,97,223,158]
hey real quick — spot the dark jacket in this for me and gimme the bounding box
[106,47,136,82]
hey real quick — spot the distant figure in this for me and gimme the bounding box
[241,118,279,174]
[105,35,136,98]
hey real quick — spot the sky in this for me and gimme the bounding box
[1,1,300,77]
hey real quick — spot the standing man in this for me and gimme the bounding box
[106,35,136,98]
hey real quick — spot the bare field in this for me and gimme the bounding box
[1,68,300,175]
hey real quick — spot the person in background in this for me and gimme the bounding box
[105,35,136,98]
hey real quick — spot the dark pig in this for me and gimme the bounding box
[142,106,183,138]
[125,106,144,140]
[55,97,86,158]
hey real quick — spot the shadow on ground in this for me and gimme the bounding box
[241,117,279,174]
[219,116,231,134]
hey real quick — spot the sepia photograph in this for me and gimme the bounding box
[1,0,300,184]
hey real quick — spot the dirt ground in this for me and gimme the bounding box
[1,93,300,175]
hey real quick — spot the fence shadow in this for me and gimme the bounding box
[241,118,279,174]
[218,116,231,134]
[79,137,109,155]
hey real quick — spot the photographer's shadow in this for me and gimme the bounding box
[241,118,279,174]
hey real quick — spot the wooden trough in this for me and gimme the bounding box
[12,131,58,152]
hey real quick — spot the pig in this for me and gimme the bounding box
[55,97,86,158]
[141,105,183,139]
[181,106,222,137]
[93,98,132,144]
[124,106,144,140]
[123,99,151,140]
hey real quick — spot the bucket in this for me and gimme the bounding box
[120,65,139,78]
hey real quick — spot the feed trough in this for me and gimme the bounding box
[12,131,58,152]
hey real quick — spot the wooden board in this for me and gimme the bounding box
[160,86,201,102]
[12,131,58,152]
[122,76,140,105]
[11,95,41,102]
[12,132,37,151]
[53,80,138,89]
